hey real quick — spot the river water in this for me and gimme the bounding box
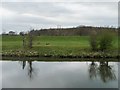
[1,60,119,88]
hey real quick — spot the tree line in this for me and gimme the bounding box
[29,26,118,36]
[2,26,118,36]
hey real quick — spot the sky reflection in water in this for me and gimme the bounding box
[1,60,118,88]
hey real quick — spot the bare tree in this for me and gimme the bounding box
[23,34,26,49]
[28,31,33,48]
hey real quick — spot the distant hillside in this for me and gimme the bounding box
[30,26,118,36]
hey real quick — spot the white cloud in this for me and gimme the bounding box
[1,2,118,33]
[0,8,16,17]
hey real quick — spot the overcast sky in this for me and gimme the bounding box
[0,0,119,33]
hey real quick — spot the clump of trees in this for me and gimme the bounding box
[28,26,117,36]
[90,31,115,52]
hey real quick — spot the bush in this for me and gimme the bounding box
[90,30,98,51]
[90,35,99,51]
[99,31,114,52]
[90,31,114,52]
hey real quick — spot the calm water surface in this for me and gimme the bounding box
[1,60,118,88]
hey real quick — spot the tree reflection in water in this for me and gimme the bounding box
[98,61,116,83]
[20,60,116,82]
[22,61,26,70]
[89,61,116,83]
[28,61,33,79]
[89,61,98,79]
[21,60,34,79]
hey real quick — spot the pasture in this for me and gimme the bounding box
[2,35,118,57]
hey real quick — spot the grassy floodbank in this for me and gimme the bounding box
[2,35,119,59]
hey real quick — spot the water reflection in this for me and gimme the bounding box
[21,61,34,79]
[89,61,116,83]
[28,61,33,79]
[98,61,116,83]
[20,60,117,83]
[22,61,26,70]
[2,60,118,88]
[88,61,98,79]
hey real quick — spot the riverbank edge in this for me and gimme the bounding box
[2,55,119,61]
[1,49,119,60]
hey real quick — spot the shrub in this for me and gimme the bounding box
[99,31,114,52]
[90,30,98,51]
[90,31,114,52]
[90,35,99,51]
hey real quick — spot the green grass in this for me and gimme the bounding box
[2,36,91,50]
[1,35,119,58]
[34,36,90,48]
[2,35,23,50]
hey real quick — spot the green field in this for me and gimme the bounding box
[1,35,119,58]
[2,36,90,50]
